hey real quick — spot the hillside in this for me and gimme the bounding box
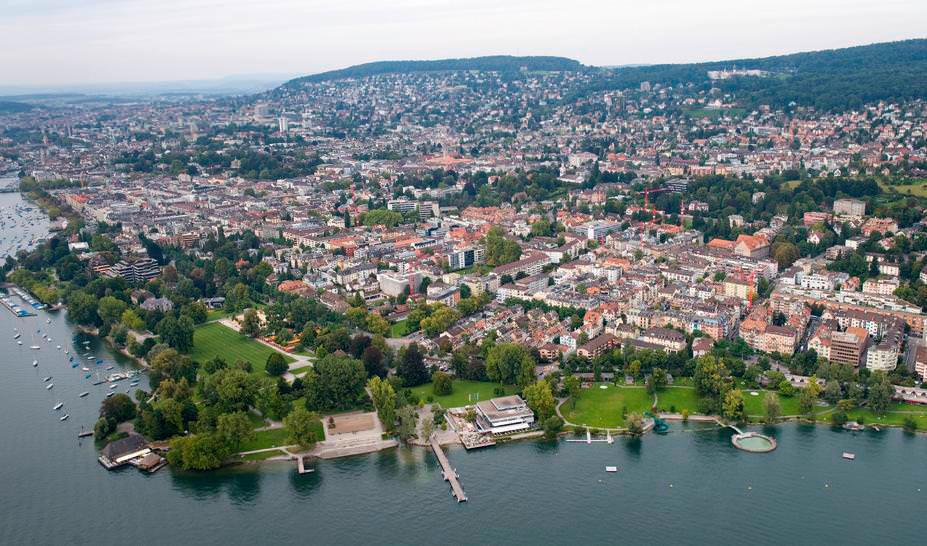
[601,39,927,111]
[283,55,584,86]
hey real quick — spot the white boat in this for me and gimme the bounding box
[106,392,114,398]
[32,360,38,367]
[13,333,20,339]
[46,319,50,324]
[45,383,53,390]
[78,392,89,398]
[81,367,90,371]
[605,466,619,473]
[17,341,22,345]
[108,384,118,390]
[56,345,61,350]
[30,345,40,350]
[59,414,69,421]
[53,402,63,410]
[842,452,856,460]
[43,376,52,382]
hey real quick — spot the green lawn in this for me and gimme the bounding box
[389,320,413,338]
[561,384,653,428]
[654,386,701,414]
[239,428,292,452]
[191,322,294,374]
[206,309,235,321]
[409,380,515,408]
[878,179,927,198]
[289,366,312,376]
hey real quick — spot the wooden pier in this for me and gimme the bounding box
[430,438,467,503]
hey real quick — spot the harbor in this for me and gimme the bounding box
[431,437,467,503]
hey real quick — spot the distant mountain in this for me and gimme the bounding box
[283,55,584,86]
[0,100,33,114]
[600,39,927,111]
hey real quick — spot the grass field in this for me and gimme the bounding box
[239,428,292,452]
[289,366,312,376]
[561,384,653,428]
[191,322,294,374]
[389,320,412,338]
[877,179,927,198]
[408,379,515,408]
[654,386,701,414]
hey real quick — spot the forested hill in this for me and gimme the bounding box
[283,56,584,85]
[600,39,927,111]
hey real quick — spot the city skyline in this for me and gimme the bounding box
[3,0,926,87]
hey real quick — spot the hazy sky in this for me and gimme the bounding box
[2,0,926,86]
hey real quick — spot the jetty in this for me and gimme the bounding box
[296,454,314,474]
[430,438,467,503]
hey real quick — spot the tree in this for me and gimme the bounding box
[564,375,581,409]
[432,371,453,396]
[265,352,288,376]
[100,393,136,423]
[693,355,731,414]
[120,309,146,331]
[216,411,255,452]
[722,389,746,423]
[652,367,668,389]
[420,305,461,337]
[365,313,390,336]
[367,376,397,432]
[241,309,261,338]
[543,415,564,439]
[397,405,417,442]
[67,291,99,326]
[762,392,781,423]
[420,412,435,440]
[798,386,818,417]
[304,354,367,411]
[361,345,387,378]
[626,412,645,436]
[167,433,227,470]
[97,296,128,330]
[523,380,556,421]
[397,343,429,387]
[867,371,894,415]
[771,241,800,269]
[483,226,522,266]
[156,315,195,352]
[284,406,321,448]
[486,343,536,386]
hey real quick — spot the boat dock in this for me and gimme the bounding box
[1,295,34,317]
[430,438,467,503]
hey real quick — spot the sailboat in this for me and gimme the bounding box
[45,383,53,390]
[59,414,69,421]
[53,402,63,411]
[78,392,89,398]
[43,376,52,382]
[32,360,38,367]
[13,332,21,339]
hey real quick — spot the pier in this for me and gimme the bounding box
[296,454,314,474]
[430,438,467,503]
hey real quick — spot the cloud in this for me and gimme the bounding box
[1,0,925,86]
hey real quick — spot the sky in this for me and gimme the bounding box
[2,0,926,87]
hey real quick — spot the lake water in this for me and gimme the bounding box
[0,181,52,258]
[0,223,925,545]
